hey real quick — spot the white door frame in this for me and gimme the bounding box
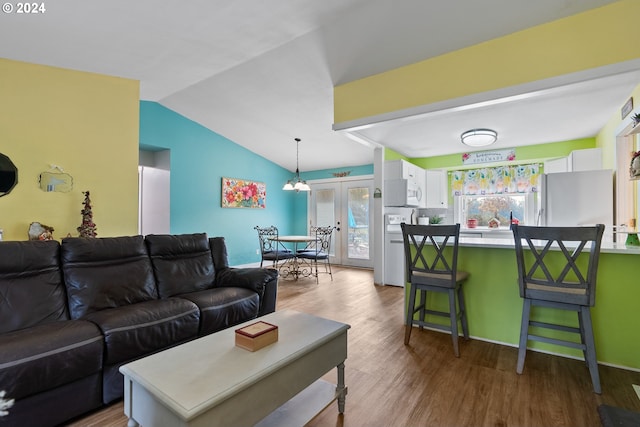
[307,175,374,268]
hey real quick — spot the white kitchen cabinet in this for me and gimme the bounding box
[544,148,602,174]
[425,169,448,209]
[415,167,426,208]
[568,147,602,171]
[385,159,420,180]
[544,157,569,174]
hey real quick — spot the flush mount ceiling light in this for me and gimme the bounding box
[460,128,498,147]
[282,138,310,192]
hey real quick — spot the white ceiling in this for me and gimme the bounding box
[1,0,635,172]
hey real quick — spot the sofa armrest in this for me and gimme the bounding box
[216,267,278,315]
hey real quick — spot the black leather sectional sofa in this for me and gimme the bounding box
[0,233,278,427]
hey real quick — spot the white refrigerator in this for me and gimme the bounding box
[540,169,613,240]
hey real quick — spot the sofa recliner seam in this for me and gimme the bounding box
[104,307,200,334]
[0,335,103,370]
[199,295,257,312]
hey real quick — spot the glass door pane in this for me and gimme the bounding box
[347,186,370,260]
[314,187,337,258]
[340,179,374,269]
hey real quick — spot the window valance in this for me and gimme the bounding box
[451,163,541,196]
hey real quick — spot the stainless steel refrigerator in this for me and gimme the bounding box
[540,169,613,240]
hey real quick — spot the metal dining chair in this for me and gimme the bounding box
[511,224,605,394]
[254,226,294,268]
[400,223,470,357]
[297,226,335,283]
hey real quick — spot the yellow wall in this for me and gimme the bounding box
[335,0,640,124]
[596,83,640,169]
[0,59,140,241]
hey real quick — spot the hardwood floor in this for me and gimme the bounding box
[67,266,640,426]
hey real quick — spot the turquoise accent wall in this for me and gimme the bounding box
[301,164,374,180]
[140,101,374,264]
[139,101,297,265]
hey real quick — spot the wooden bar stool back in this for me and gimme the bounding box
[400,223,470,357]
[511,224,605,394]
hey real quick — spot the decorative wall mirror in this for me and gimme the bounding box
[0,153,18,197]
[39,165,73,192]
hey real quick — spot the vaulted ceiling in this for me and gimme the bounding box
[1,0,635,172]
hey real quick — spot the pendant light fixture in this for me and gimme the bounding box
[282,138,310,192]
[461,128,498,147]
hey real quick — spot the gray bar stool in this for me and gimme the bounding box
[400,223,470,357]
[511,224,605,394]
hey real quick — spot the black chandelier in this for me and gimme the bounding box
[282,138,310,192]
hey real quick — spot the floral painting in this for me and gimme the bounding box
[221,177,266,209]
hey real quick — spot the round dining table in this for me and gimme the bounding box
[268,235,318,280]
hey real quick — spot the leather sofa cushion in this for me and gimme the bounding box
[209,236,230,269]
[84,298,200,365]
[6,374,102,427]
[216,267,278,296]
[62,236,158,319]
[0,240,68,334]
[178,287,259,335]
[0,320,103,400]
[145,233,216,298]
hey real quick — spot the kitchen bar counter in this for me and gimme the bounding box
[458,235,640,255]
[404,234,640,371]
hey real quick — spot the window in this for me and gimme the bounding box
[455,193,537,228]
[460,194,528,227]
[451,163,541,228]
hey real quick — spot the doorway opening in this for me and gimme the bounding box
[138,149,170,235]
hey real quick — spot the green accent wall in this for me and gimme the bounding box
[410,138,596,170]
[406,245,640,370]
[383,148,408,162]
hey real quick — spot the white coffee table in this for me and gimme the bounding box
[119,310,350,427]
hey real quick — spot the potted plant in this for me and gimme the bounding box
[429,216,444,225]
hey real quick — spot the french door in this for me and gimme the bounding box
[308,178,374,268]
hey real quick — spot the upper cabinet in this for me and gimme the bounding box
[385,159,420,180]
[543,148,602,174]
[568,148,602,171]
[543,157,568,174]
[425,169,448,209]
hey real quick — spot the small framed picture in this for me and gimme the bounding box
[621,97,633,119]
